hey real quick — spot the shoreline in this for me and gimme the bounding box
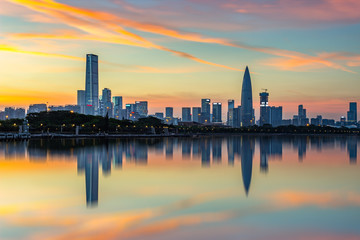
[1,132,359,141]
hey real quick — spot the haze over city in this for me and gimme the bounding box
[1,0,360,119]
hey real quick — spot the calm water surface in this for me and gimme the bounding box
[0,136,359,240]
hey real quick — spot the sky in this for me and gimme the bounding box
[0,0,360,119]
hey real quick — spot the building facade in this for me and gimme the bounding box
[85,54,99,115]
[212,102,222,123]
[241,67,254,126]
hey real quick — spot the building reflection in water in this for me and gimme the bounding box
[241,136,254,196]
[347,137,357,164]
[0,135,358,206]
[85,152,98,207]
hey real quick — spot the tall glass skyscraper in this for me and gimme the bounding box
[347,102,357,123]
[241,66,254,126]
[201,99,211,123]
[212,102,222,123]
[101,88,112,117]
[182,107,191,122]
[113,96,123,119]
[192,107,201,122]
[85,54,99,115]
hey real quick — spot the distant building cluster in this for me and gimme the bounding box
[0,54,358,128]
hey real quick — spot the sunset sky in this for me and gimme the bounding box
[0,0,359,119]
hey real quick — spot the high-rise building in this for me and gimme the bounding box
[347,102,357,123]
[85,54,99,115]
[113,96,123,120]
[135,101,148,117]
[101,88,112,117]
[212,102,222,123]
[259,91,270,126]
[201,99,211,123]
[270,106,282,127]
[77,90,86,114]
[298,105,307,126]
[241,66,254,126]
[182,107,191,122]
[192,107,201,122]
[165,107,173,118]
[227,100,234,125]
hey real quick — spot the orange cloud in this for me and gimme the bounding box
[271,191,360,208]
[226,0,360,23]
[0,43,83,61]
[6,0,241,71]
[5,0,359,73]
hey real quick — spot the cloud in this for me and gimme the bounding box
[6,0,241,71]
[0,42,83,61]
[223,0,360,24]
[4,0,359,73]
[270,191,360,208]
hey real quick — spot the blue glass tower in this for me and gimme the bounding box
[85,54,99,115]
[241,66,254,126]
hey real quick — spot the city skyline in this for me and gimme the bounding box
[1,0,360,119]
[0,56,358,127]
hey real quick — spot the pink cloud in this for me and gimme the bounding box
[224,0,360,24]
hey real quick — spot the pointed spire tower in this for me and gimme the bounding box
[241,66,254,126]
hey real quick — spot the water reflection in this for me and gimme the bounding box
[0,136,359,207]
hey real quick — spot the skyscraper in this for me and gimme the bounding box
[112,96,123,119]
[227,99,234,125]
[212,102,222,123]
[241,66,254,126]
[85,54,99,115]
[182,107,191,122]
[77,90,86,114]
[165,107,173,118]
[270,106,283,127]
[259,91,270,126]
[101,88,112,117]
[298,105,307,126]
[201,99,211,123]
[347,102,357,123]
[135,101,148,117]
[192,107,201,122]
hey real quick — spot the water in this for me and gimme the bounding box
[0,136,359,240]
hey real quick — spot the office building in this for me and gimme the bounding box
[165,107,173,118]
[227,99,234,125]
[298,105,307,126]
[182,107,191,122]
[212,102,222,123]
[100,88,112,117]
[270,106,282,127]
[347,102,357,123]
[259,91,270,126]
[201,99,211,123]
[241,66,254,126]
[135,101,148,117]
[192,107,201,122]
[85,54,99,115]
[77,90,86,114]
[113,96,123,120]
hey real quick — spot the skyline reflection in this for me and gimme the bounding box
[0,136,359,207]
